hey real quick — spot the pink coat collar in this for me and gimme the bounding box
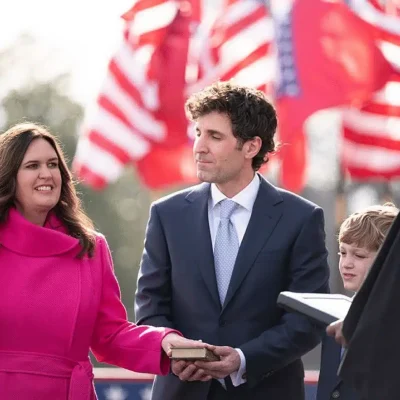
[0,208,80,257]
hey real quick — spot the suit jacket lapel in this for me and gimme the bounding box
[185,183,221,308]
[222,177,283,312]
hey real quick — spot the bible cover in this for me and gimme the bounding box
[170,347,220,361]
[277,291,353,325]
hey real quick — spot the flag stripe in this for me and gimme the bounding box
[88,110,150,159]
[130,0,169,13]
[127,0,177,42]
[75,139,125,181]
[343,108,400,140]
[220,43,271,80]
[74,163,108,190]
[88,130,132,164]
[108,59,145,109]
[225,54,276,89]
[74,0,276,189]
[100,75,165,140]
[344,127,400,151]
[218,4,269,44]
[373,80,400,105]
[349,0,400,37]
[342,1,400,180]
[342,139,400,171]
[113,42,159,109]
[378,40,400,71]
[74,0,175,186]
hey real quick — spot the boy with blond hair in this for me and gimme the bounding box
[317,202,399,400]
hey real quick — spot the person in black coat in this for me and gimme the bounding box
[319,203,398,400]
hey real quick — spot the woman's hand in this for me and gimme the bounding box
[161,333,205,356]
[161,333,213,382]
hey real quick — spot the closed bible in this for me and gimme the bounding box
[170,347,220,361]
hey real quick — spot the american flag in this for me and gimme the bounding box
[187,0,274,95]
[273,0,300,98]
[268,0,396,191]
[73,0,182,189]
[73,0,275,190]
[75,0,400,191]
[342,0,400,180]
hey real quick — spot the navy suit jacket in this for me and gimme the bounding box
[317,335,359,400]
[135,176,330,400]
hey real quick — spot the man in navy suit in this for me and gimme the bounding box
[135,81,330,400]
[318,203,398,400]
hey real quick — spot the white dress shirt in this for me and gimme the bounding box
[208,173,260,387]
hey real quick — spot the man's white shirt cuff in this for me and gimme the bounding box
[230,348,246,386]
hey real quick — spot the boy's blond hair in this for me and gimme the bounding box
[339,202,399,251]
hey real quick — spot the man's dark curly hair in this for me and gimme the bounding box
[185,81,277,170]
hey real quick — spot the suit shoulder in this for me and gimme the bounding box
[152,183,207,207]
[277,187,322,212]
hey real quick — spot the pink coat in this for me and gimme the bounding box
[0,208,175,400]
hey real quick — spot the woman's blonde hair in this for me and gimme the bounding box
[339,202,399,251]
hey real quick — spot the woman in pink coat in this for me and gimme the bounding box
[0,122,204,399]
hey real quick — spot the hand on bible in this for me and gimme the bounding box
[161,333,205,355]
[163,335,213,382]
[195,345,240,379]
[326,319,347,346]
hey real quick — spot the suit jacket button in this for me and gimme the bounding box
[331,390,340,399]
[219,320,226,327]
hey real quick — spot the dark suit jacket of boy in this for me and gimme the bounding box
[317,335,358,400]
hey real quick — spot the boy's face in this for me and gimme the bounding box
[338,242,377,292]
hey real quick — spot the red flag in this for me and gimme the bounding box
[272,0,396,192]
[185,0,276,177]
[187,0,275,94]
[341,0,400,180]
[73,0,199,190]
[73,0,276,190]
[133,3,199,189]
[342,80,400,179]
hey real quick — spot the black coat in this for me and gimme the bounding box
[339,213,400,400]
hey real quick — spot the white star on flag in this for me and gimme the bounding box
[139,386,152,400]
[103,385,128,400]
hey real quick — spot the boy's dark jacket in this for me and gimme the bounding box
[316,336,359,400]
[317,335,358,400]
[340,213,400,400]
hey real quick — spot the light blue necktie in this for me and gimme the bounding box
[214,199,239,305]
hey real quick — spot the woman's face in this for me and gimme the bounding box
[15,138,62,220]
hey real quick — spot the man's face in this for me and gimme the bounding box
[193,111,255,187]
[338,242,377,292]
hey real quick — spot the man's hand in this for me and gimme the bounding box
[171,360,212,382]
[195,345,241,379]
[326,319,347,346]
[161,334,212,382]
